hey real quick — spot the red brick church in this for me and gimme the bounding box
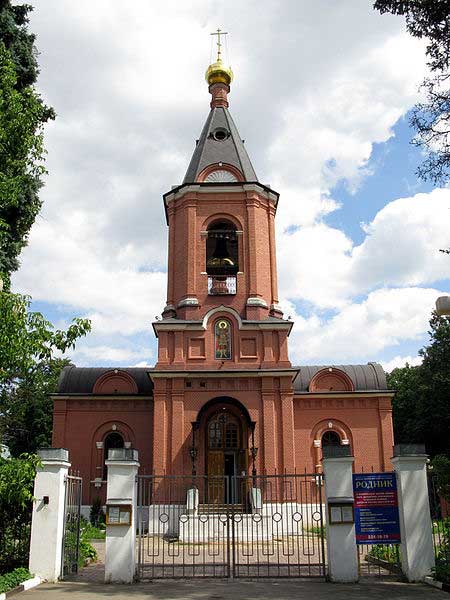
[52,49,394,508]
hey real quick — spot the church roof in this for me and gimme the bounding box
[56,363,389,395]
[56,366,153,395]
[183,107,258,183]
[293,363,388,393]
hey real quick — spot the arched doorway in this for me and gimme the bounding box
[196,399,251,504]
[103,431,124,479]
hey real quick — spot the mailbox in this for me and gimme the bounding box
[328,497,354,524]
[106,504,132,526]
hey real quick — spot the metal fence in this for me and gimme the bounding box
[428,473,450,574]
[61,473,82,579]
[136,473,326,579]
[357,543,401,578]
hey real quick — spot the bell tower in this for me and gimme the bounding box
[160,38,285,323]
[154,34,293,370]
[151,34,297,476]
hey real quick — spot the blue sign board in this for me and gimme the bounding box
[353,472,401,545]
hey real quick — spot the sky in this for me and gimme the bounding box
[12,0,450,373]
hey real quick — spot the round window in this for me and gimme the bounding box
[212,127,229,141]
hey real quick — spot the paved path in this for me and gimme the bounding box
[21,579,449,599]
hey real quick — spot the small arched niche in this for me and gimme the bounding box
[93,370,138,395]
[309,368,354,392]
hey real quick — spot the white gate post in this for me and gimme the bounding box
[29,448,70,582]
[392,444,435,582]
[323,446,358,582]
[104,448,140,584]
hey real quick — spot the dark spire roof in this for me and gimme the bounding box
[183,107,258,183]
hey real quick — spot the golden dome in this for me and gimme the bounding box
[205,58,234,87]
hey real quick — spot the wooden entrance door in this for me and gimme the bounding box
[207,450,224,503]
[206,411,243,504]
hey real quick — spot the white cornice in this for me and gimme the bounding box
[164,183,278,206]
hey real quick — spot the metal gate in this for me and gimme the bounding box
[136,474,326,579]
[61,473,82,579]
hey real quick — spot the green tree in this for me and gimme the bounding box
[373,0,450,186]
[386,363,423,443]
[387,311,450,456]
[0,291,90,384]
[0,358,71,456]
[0,291,91,451]
[0,3,91,455]
[417,311,450,454]
[0,1,54,287]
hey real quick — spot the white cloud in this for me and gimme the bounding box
[277,188,450,309]
[380,355,422,373]
[70,345,151,364]
[352,188,450,289]
[14,213,166,336]
[286,287,441,364]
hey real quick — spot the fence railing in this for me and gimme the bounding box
[208,276,236,295]
[428,473,450,575]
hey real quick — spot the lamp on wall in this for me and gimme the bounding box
[250,421,258,479]
[190,422,199,478]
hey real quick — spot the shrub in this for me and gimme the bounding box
[0,454,39,573]
[79,539,97,566]
[0,567,32,593]
[434,563,450,584]
[89,496,105,526]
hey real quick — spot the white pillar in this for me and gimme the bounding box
[392,445,435,582]
[29,448,70,582]
[323,451,358,583]
[104,448,140,584]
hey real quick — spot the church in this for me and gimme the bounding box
[52,43,394,509]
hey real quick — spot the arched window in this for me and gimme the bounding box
[103,432,124,479]
[208,412,240,450]
[321,431,341,448]
[215,319,232,360]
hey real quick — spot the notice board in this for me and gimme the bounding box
[353,472,401,544]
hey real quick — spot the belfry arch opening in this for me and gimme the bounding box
[206,220,238,296]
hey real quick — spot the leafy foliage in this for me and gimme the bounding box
[387,363,423,443]
[387,312,450,456]
[0,358,71,456]
[373,1,450,185]
[0,567,32,593]
[0,291,90,384]
[0,4,91,454]
[81,518,105,541]
[431,455,450,502]
[0,1,54,285]
[374,1,449,72]
[0,291,90,453]
[79,539,97,565]
[0,453,39,573]
[89,496,106,528]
